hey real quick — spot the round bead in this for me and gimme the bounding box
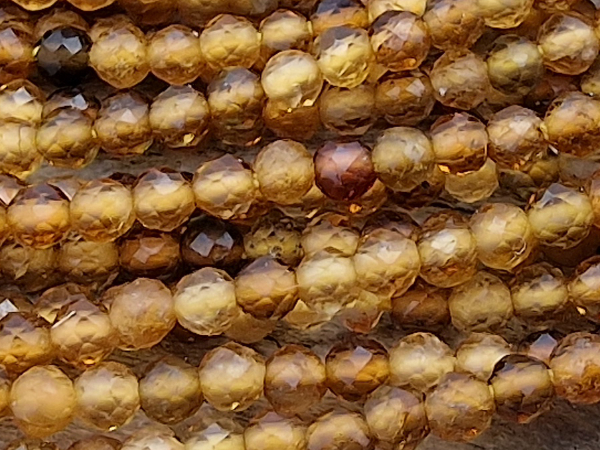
[456,333,512,381]
[511,263,568,320]
[423,0,484,51]
[35,282,88,324]
[569,257,600,321]
[42,87,98,119]
[0,18,35,84]
[319,84,376,136]
[245,412,306,450]
[0,121,41,179]
[67,0,114,10]
[519,331,561,365]
[258,10,312,67]
[35,26,91,85]
[391,281,449,329]
[68,436,121,450]
[374,72,435,126]
[123,430,183,450]
[58,239,119,284]
[0,313,53,374]
[181,217,244,269]
[263,101,320,140]
[119,230,180,278]
[224,311,276,344]
[0,243,57,292]
[0,79,44,124]
[10,366,76,437]
[479,0,533,28]
[148,25,202,85]
[444,158,499,203]
[306,412,372,450]
[185,419,245,450]
[311,0,368,34]
[367,0,427,20]
[244,213,303,266]
[302,216,359,257]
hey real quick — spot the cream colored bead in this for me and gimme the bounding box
[456,333,512,381]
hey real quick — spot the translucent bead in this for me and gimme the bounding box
[319,84,376,136]
[470,203,535,271]
[181,217,244,269]
[6,441,59,450]
[519,331,561,365]
[0,367,9,416]
[58,239,119,284]
[258,10,312,68]
[103,278,176,350]
[306,412,372,450]
[0,80,44,123]
[367,0,426,20]
[280,0,318,14]
[68,436,121,450]
[199,343,265,412]
[311,0,368,34]
[424,373,495,442]
[10,366,76,437]
[174,268,240,336]
[581,60,600,97]
[11,0,57,11]
[374,72,434,126]
[456,333,511,381]
[0,313,53,373]
[444,158,499,203]
[569,257,600,322]
[423,0,484,51]
[391,281,449,329]
[0,243,57,293]
[511,263,568,320]
[430,51,490,110]
[42,87,98,119]
[0,14,35,83]
[0,121,41,179]
[118,0,175,25]
[185,419,245,450]
[89,16,149,89]
[263,101,320,140]
[35,282,88,324]
[536,0,578,10]
[538,13,599,75]
[224,312,276,344]
[119,230,180,278]
[245,411,306,450]
[67,0,114,10]
[148,25,202,85]
[448,271,514,333]
[244,213,303,266]
[588,171,600,227]
[264,345,326,416]
[479,0,533,28]
[302,217,359,258]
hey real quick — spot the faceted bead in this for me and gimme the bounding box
[0,313,53,373]
[479,0,533,28]
[306,412,372,450]
[280,0,318,15]
[0,205,10,247]
[120,231,180,278]
[11,0,58,11]
[519,331,561,365]
[569,256,600,322]
[449,271,514,333]
[244,213,303,266]
[245,411,306,450]
[133,169,195,231]
[122,430,183,450]
[264,345,326,416]
[527,183,593,248]
[57,239,119,284]
[43,87,98,120]
[68,437,121,450]
[199,343,265,412]
[538,13,599,75]
[95,91,153,156]
[303,216,359,257]
[430,113,487,174]
[0,366,9,416]
[8,184,69,249]
[511,263,568,320]
[456,333,511,382]
[374,72,434,126]
[391,281,449,329]
[103,278,176,350]
[444,158,499,204]
[536,0,578,9]
[263,101,320,140]
[430,51,490,110]
[148,25,202,85]
[75,362,139,431]
[139,356,202,424]
[0,121,41,179]
[224,312,276,344]
[310,0,369,34]
[34,282,88,324]
[0,79,44,124]
[118,0,176,25]
[319,84,376,136]
[174,268,240,336]
[0,20,35,84]
[149,86,210,149]
[470,203,535,271]
[207,67,264,146]
[423,0,484,51]
[35,26,91,85]
[10,366,76,437]
[193,155,260,220]
[587,171,600,227]
[367,0,426,20]
[89,16,149,89]
[185,419,245,450]
[581,60,600,97]
[0,243,57,292]
[70,179,135,243]
[424,373,495,442]
[181,217,244,269]
[7,439,59,450]
[262,50,324,110]
[67,0,115,10]
[314,26,373,89]
[258,10,312,69]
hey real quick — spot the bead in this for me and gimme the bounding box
[224,312,276,344]
[122,430,183,450]
[174,268,240,336]
[0,243,57,292]
[6,441,59,450]
[43,87,98,120]
[424,373,495,442]
[0,121,41,179]
[199,343,265,412]
[374,72,434,126]
[430,113,488,174]
[148,25,202,85]
[245,412,306,450]
[186,419,245,450]
[519,331,561,365]
[244,213,303,266]
[254,140,315,205]
[103,278,176,350]
[311,0,369,34]
[479,0,533,28]
[430,51,490,110]
[34,282,88,323]
[371,12,430,72]
[588,171,600,227]
[0,313,53,373]
[118,0,175,25]
[569,256,600,321]
[280,0,318,14]
[0,80,44,123]
[68,437,121,450]
[263,101,320,140]
[537,13,599,75]
[133,169,195,231]
[536,0,578,10]
[10,366,76,437]
[8,184,69,249]
[456,333,511,381]
[527,183,593,248]
[264,345,326,416]
[367,0,427,20]
[35,26,91,85]
[423,0,484,51]
[11,0,58,11]
[302,215,359,257]
[511,263,568,320]
[58,239,119,284]
[470,203,535,271]
[0,367,9,416]
[319,84,376,136]
[67,0,115,10]
[74,362,140,431]
[193,155,260,220]
[0,16,34,84]
[391,281,449,329]
[258,10,312,68]
[306,412,372,450]
[120,231,180,278]
[89,16,149,89]
[314,26,373,88]
[181,217,244,269]
[149,86,210,148]
[444,158,499,203]
[139,356,202,424]
[0,205,10,247]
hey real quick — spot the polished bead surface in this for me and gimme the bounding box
[423,0,483,51]
[0,313,53,374]
[185,419,245,450]
[319,84,376,136]
[34,282,88,324]
[479,0,533,28]
[0,79,44,124]
[302,215,359,257]
[391,281,449,329]
[58,239,119,284]
[0,20,35,84]
[456,333,512,381]
[444,158,499,204]
[258,10,312,68]
[306,412,372,450]
[569,257,600,322]
[311,0,369,34]
[121,430,183,450]
[511,263,568,320]
[181,217,244,269]
[148,25,202,85]
[0,121,41,179]
[244,213,303,266]
[263,101,321,140]
[245,412,306,450]
[119,231,180,278]
[375,72,434,126]
[68,436,121,450]
[368,0,427,21]
[36,27,91,85]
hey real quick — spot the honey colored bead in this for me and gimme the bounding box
[0,243,57,292]
[122,430,183,450]
[581,61,600,97]
[456,333,511,381]
[244,213,303,265]
[7,440,59,450]
[528,183,593,248]
[258,10,312,68]
[470,203,535,271]
[10,366,76,437]
[224,311,276,344]
[181,217,244,269]
[148,25,202,85]
[133,169,195,231]
[588,171,600,227]
[254,140,315,205]
[511,263,568,320]
[139,356,202,424]
[185,419,245,450]
[0,16,35,84]
[0,205,10,247]
[374,72,434,126]
[68,437,121,450]
[538,13,599,75]
[479,0,533,28]
[58,239,119,284]
[391,281,449,329]
[265,345,327,415]
[444,158,499,203]
[430,113,488,174]
[569,257,600,321]
[263,101,321,141]
[311,0,369,34]
[519,331,561,365]
[34,282,88,324]
[0,313,53,373]
[174,268,240,336]
[0,367,9,416]
[120,231,180,277]
[302,215,359,257]
[0,121,41,179]
[306,412,372,450]
[67,0,114,10]
[118,0,175,25]
[430,51,490,110]
[423,0,484,51]
[95,91,153,156]
[319,84,376,136]
[536,0,578,10]
[245,412,306,450]
[425,373,495,442]
[8,184,69,249]
[11,0,57,10]
[149,86,210,149]
[43,87,98,120]
[0,80,43,124]
[89,16,149,89]
[104,278,176,350]
[314,26,373,88]
[368,0,426,20]
[199,343,265,412]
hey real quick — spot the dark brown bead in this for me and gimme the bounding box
[36,27,91,85]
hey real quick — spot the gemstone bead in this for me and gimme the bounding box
[148,25,202,85]
[0,79,44,124]
[68,436,121,450]
[118,0,175,25]
[511,263,568,320]
[391,281,449,329]
[311,0,368,34]
[319,84,376,136]
[519,331,561,365]
[123,430,183,450]
[181,217,244,269]
[302,215,359,257]
[367,0,427,20]
[569,256,600,322]
[306,412,372,450]
[0,313,53,374]
[11,0,58,11]
[444,158,499,204]
[245,412,306,450]
[423,0,484,51]
[185,420,245,450]
[67,0,114,10]
[36,26,91,85]
[0,17,34,84]
[374,72,434,126]
[0,367,9,416]
[0,121,41,179]
[119,231,180,278]
[34,282,88,323]
[57,239,119,284]
[258,10,312,68]
[456,333,512,381]
[224,312,276,344]
[479,0,533,28]
[0,243,57,292]
[244,213,303,266]
[263,101,320,140]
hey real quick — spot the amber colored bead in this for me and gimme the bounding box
[423,0,484,51]
[374,72,434,126]
[470,203,535,271]
[0,206,10,247]
[118,0,175,25]
[391,281,449,329]
[75,362,140,431]
[0,121,41,179]
[150,86,210,149]
[258,10,312,68]
[519,331,561,365]
[444,158,499,204]
[264,345,327,416]
[511,263,568,320]
[0,313,53,373]
[479,0,533,28]
[303,216,359,257]
[10,366,76,437]
[319,84,376,136]
[6,441,59,450]
[120,231,180,278]
[133,169,195,232]
[103,278,176,350]
[225,311,276,344]
[34,282,88,323]
[430,51,490,110]
[58,239,119,284]
[244,213,303,266]
[581,60,600,97]
[148,25,202,85]
[280,0,318,14]
[456,333,511,381]
[425,372,495,442]
[263,101,321,141]
[0,243,57,292]
[11,0,57,11]
[0,80,44,124]
[8,184,69,249]
[569,256,600,321]
[0,16,35,84]
[536,0,578,9]
[588,171,600,227]
[0,367,9,416]
[245,411,306,450]
[67,0,114,10]
[311,0,368,34]
[185,419,245,450]
[306,412,372,450]
[123,430,183,450]
[43,87,98,120]
[368,0,426,20]
[68,436,121,450]
[89,16,149,89]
